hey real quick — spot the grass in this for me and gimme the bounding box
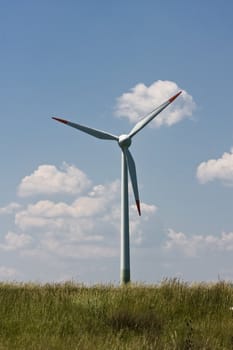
[0,280,233,349]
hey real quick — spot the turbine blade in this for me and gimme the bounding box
[129,91,182,138]
[125,149,141,216]
[52,117,119,141]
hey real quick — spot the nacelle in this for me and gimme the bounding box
[118,134,132,148]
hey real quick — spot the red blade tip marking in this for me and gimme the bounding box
[52,117,68,124]
[169,91,182,103]
[136,200,141,216]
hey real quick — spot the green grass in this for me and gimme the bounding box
[0,280,233,349]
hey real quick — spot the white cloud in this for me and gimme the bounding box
[0,202,21,215]
[0,231,32,251]
[18,163,91,197]
[0,163,159,281]
[115,80,195,127]
[13,166,158,260]
[164,229,233,257]
[15,180,121,231]
[15,190,157,242]
[197,148,233,186]
[0,266,17,279]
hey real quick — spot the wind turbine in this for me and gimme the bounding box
[52,91,182,284]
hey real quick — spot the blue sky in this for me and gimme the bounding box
[0,0,233,283]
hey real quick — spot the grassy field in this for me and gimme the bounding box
[0,280,233,349]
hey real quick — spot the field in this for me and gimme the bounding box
[0,280,233,349]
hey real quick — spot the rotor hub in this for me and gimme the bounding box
[118,134,132,148]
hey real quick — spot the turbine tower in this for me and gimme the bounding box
[52,91,181,284]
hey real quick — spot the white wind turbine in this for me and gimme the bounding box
[52,91,181,284]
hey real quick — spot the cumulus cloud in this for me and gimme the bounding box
[164,229,233,257]
[0,202,21,215]
[15,183,157,244]
[0,231,32,251]
[115,80,195,127]
[197,148,233,186]
[18,163,91,197]
[13,166,158,260]
[0,162,158,281]
[15,180,121,231]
